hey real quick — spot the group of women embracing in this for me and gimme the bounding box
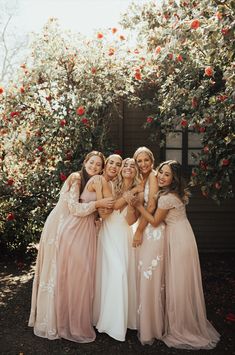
[28,147,220,350]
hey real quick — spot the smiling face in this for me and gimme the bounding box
[121,158,138,180]
[157,164,173,188]
[135,152,153,176]
[84,155,103,176]
[104,155,122,180]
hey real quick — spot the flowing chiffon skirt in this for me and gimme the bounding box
[93,208,137,341]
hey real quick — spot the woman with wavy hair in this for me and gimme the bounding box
[29,151,114,343]
[132,146,166,345]
[133,160,220,350]
[93,157,143,342]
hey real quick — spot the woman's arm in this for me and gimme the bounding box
[113,183,144,211]
[136,172,158,230]
[136,205,169,227]
[67,180,97,217]
[88,175,115,219]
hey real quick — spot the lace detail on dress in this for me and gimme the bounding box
[158,193,183,210]
[144,223,165,241]
[138,255,163,280]
[67,181,96,216]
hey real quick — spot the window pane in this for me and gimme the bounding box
[165,149,182,164]
[166,132,182,148]
[188,149,201,165]
[188,132,203,148]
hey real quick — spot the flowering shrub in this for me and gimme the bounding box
[0,19,137,259]
[121,0,235,202]
[1,2,234,258]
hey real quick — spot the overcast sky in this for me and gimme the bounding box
[11,0,147,36]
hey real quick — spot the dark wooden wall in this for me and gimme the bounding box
[109,101,235,252]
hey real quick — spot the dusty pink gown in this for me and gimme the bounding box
[135,179,166,345]
[56,180,98,343]
[28,177,97,340]
[159,193,220,350]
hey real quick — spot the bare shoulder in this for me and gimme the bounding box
[148,171,157,181]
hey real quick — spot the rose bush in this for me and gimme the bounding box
[121,0,235,203]
[0,19,137,259]
[1,1,234,259]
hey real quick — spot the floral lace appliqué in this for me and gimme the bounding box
[138,255,163,280]
[145,223,165,241]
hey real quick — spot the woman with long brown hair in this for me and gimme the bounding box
[29,151,114,342]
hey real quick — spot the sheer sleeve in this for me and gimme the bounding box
[66,181,96,217]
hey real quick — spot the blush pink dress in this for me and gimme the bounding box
[159,193,220,350]
[56,180,98,343]
[28,176,97,341]
[135,179,166,345]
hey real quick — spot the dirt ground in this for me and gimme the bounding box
[0,253,234,355]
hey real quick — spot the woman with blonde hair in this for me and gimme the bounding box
[93,157,143,341]
[131,146,166,345]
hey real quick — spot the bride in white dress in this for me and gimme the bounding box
[93,158,143,341]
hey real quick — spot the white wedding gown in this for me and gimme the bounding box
[93,206,137,341]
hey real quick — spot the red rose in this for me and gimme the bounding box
[177,54,183,62]
[91,67,97,74]
[97,32,103,39]
[202,190,209,198]
[191,170,197,177]
[60,119,67,127]
[191,19,200,30]
[221,28,229,35]
[81,117,89,125]
[192,97,198,108]
[76,106,85,116]
[146,116,153,123]
[199,127,206,133]
[7,212,15,221]
[199,161,207,170]
[111,28,117,34]
[114,149,123,155]
[20,86,25,93]
[203,146,209,153]
[66,151,72,160]
[108,48,115,56]
[168,53,173,60]
[225,313,235,322]
[135,72,142,80]
[37,146,43,152]
[216,12,222,20]
[181,119,188,127]
[10,111,20,118]
[60,172,67,181]
[205,66,213,77]
[217,95,227,102]
[155,46,161,54]
[222,159,230,166]
[46,95,52,101]
[0,87,3,94]
[7,178,14,186]
[214,182,221,190]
